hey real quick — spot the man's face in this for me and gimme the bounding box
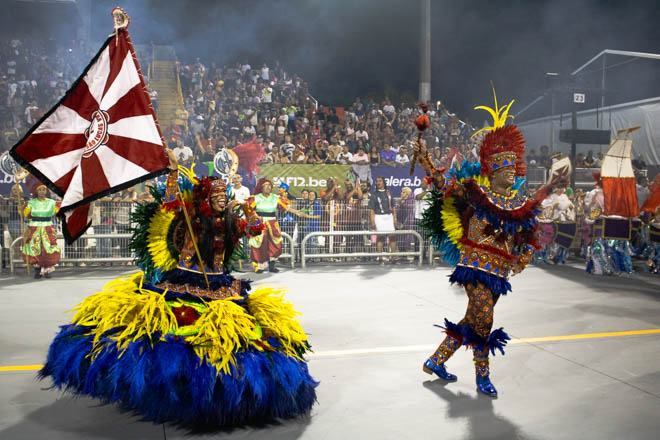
[492,167,516,188]
[301,190,309,200]
[231,175,242,186]
[279,186,286,195]
[376,178,385,190]
[345,181,353,192]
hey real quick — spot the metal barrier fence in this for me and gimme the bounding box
[3,194,612,274]
[300,230,424,268]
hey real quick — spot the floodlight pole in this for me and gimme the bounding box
[419,0,431,103]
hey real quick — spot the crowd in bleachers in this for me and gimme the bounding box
[165,57,486,172]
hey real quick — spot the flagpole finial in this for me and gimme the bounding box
[112,7,130,32]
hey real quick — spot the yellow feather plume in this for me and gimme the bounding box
[178,164,199,185]
[185,299,262,374]
[72,273,177,351]
[245,285,308,360]
[471,83,515,138]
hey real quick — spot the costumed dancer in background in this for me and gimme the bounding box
[40,154,318,428]
[21,184,61,279]
[533,192,555,264]
[415,89,567,396]
[549,186,576,264]
[641,173,660,273]
[247,178,308,273]
[584,173,634,275]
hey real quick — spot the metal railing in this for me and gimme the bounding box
[300,230,424,268]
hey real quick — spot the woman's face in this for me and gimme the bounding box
[37,186,48,199]
[301,190,309,200]
[309,191,316,201]
[262,182,272,195]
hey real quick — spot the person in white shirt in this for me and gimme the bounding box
[395,147,410,167]
[230,174,250,203]
[355,127,369,142]
[172,140,194,163]
[336,145,353,164]
[261,63,270,81]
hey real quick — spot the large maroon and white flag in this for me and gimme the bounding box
[10,24,169,242]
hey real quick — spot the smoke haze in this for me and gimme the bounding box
[4,0,659,122]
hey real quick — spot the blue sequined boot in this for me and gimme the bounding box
[474,348,497,397]
[423,359,457,381]
[423,335,461,381]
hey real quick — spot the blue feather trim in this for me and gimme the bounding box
[434,319,511,356]
[474,206,539,235]
[448,160,481,182]
[40,325,318,430]
[449,266,512,295]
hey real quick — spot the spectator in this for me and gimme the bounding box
[395,146,411,167]
[538,145,552,169]
[632,154,647,171]
[352,147,369,165]
[637,175,650,210]
[396,187,415,253]
[172,139,194,164]
[292,145,307,163]
[584,150,596,168]
[280,135,295,158]
[230,174,250,203]
[380,144,397,167]
[336,144,353,164]
[320,177,344,257]
[369,176,398,265]
[341,178,364,257]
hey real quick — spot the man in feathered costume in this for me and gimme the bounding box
[414,90,566,396]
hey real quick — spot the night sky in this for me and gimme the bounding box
[8,0,660,123]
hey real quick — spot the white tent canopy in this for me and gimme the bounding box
[517,96,660,166]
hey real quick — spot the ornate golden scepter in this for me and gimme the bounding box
[409,102,430,176]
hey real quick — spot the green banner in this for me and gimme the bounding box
[257,164,353,197]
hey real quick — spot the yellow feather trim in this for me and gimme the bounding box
[441,197,464,247]
[184,299,262,374]
[147,208,178,271]
[245,285,308,360]
[71,272,177,352]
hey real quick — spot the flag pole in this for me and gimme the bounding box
[176,189,211,290]
[164,158,211,291]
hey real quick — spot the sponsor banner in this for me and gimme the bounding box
[257,164,352,197]
[0,171,20,196]
[370,164,426,197]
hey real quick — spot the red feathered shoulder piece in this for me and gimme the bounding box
[479,125,526,176]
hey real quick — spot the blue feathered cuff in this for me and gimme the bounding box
[449,266,512,295]
[435,319,511,356]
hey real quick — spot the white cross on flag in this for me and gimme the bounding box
[10,28,169,243]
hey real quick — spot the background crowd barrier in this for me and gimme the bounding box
[3,195,622,275]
